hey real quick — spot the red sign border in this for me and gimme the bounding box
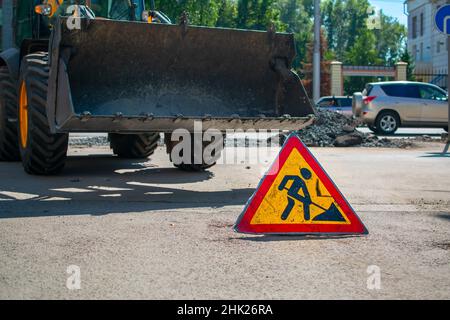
[234,134,368,235]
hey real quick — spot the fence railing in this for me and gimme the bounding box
[414,73,448,90]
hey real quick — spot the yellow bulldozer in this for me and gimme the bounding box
[0,0,315,174]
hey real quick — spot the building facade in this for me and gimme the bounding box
[406,0,448,88]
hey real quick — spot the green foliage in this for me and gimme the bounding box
[148,0,282,29]
[235,0,284,30]
[322,0,371,62]
[343,30,383,94]
[375,11,407,66]
[320,0,406,93]
[216,0,238,27]
[400,49,416,81]
[276,0,312,68]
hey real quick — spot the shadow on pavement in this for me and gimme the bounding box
[418,152,450,158]
[434,213,450,221]
[234,234,365,241]
[0,155,253,219]
[378,133,442,137]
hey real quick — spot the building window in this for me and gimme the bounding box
[413,16,417,38]
[412,44,417,61]
[420,13,423,37]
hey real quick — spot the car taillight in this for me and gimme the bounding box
[363,96,377,104]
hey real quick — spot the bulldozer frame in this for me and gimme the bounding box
[0,0,316,174]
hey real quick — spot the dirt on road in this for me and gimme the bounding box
[0,144,449,299]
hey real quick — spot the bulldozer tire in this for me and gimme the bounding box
[0,66,20,161]
[18,52,68,175]
[109,133,160,159]
[174,162,216,172]
[165,133,222,171]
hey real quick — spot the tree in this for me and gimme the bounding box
[399,49,416,81]
[216,0,237,27]
[236,0,284,30]
[375,11,407,66]
[151,0,221,26]
[277,0,312,68]
[344,30,381,66]
[343,29,383,94]
[236,0,250,28]
[320,0,407,94]
[321,0,369,61]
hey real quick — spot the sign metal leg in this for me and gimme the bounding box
[444,35,450,154]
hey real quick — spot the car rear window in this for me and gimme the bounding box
[317,98,331,107]
[338,98,352,107]
[380,84,420,98]
[363,84,373,96]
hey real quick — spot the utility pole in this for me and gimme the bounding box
[313,0,321,103]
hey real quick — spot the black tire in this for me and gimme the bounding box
[0,66,20,161]
[443,126,448,133]
[174,161,216,172]
[18,52,68,175]
[165,133,223,171]
[109,132,160,159]
[375,111,399,135]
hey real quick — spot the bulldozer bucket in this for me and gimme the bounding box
[47,18,316,133]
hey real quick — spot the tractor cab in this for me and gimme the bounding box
[11,0,167,48]
[88,0,145,21]
[87,0,171,23]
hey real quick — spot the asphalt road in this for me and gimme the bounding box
[0,143,449,299]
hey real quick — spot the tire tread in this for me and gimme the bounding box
[0,66,20,161]
[19,52,68,175]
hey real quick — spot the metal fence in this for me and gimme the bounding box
[414,73,448,90]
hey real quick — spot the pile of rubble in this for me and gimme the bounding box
[288,110,415,148]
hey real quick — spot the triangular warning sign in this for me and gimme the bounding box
[235,134,368,235]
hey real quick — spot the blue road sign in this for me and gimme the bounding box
[435,4,450,35]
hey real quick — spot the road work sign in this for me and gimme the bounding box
[234,134,368,235]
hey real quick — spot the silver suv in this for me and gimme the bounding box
[353,81,448,134]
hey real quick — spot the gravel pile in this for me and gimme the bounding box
[287,109,416,148]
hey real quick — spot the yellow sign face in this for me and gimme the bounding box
[251,148,350,225]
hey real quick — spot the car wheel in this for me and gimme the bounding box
[375,111,399,135]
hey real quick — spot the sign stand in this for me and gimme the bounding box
[445,35,450,154]
[435,5,450,154]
